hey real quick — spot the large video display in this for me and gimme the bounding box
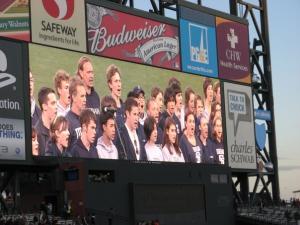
[29,43,225,165]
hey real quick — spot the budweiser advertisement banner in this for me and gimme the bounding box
[87,4,180,70]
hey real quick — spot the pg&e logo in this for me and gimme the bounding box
[0,50,16,89]
[42,0,74,20]
[189,23,209,65]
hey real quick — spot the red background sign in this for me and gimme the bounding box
[87,4,180,70]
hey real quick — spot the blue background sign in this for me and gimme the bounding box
[255,122,267,151]
[255,109,271,121]
[180,18,218,77]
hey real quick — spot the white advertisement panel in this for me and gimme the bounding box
[224,82,256,169]
[30,0,86,52]
[0,118,25,160]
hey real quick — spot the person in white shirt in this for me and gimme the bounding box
[162,117,185,163]
[53,70,70,116]
[143,116,163,161]
[97,111,118,159]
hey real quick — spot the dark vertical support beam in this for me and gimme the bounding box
[129,0,134,8]
[229,0,238,16]
[260,176,273,204]
[251,176,260,205]
[150,0,159,14]
[239,174,249,204]
[232,181,243,204]
[14,172,20,213]
[260,0,280,203]
[159,0,165,16]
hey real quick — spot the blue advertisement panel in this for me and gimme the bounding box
[180,7,218,77]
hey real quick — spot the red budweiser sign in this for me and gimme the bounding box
[87,4,180,70]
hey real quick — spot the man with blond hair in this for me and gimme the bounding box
[66,77,86,148]
[54,69,70,116]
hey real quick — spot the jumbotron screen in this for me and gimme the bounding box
[29,43,225,165]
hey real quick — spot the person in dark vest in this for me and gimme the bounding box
[211,116,224,164]
[170,83,183,140]
[35,87,57,155]
[158,87,175,131]
[116,97,147,160]
[199,116,219,164]
[65,77,86,148]
[71,109,98,158]
[179,111,202,163]
[76,56,100,119]
[106,64,125,129]
[77,56,101,144]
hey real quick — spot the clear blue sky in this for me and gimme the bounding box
[134,0,300,200]
[268,0,300,200]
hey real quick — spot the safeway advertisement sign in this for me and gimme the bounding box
[31,0,86,52]
[87,4,180,70]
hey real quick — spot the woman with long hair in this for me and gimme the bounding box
[184,87,195,114]
[202,78,214,120]
[211,116,224,164]
[45,116,71,157]
[179,111,202,163]
[209,101,222,138]
[32,127,39,156]
[144,116,163,161]
[162,117,185,162]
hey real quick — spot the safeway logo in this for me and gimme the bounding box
[42,0,74,20]
[0,50,16,89]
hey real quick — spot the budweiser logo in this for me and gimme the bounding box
[87,5,166,54]
[89,23,166,54]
